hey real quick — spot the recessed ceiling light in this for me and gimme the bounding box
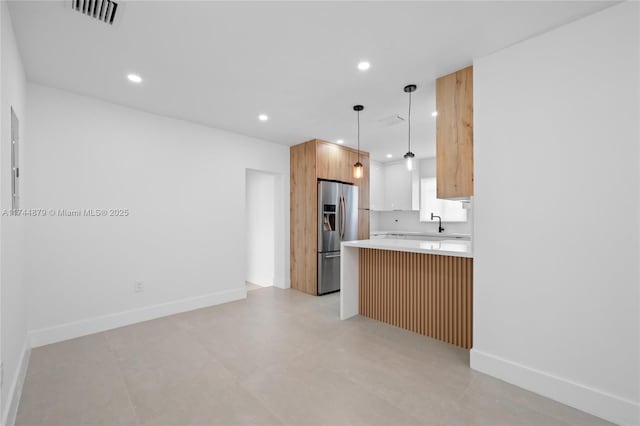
[432,111,438,117]
[127,74,142,83]
[357,61,370,71]
[336,139,344,144]
[386,154,393,158]
[258,114,269,122]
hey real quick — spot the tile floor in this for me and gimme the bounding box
[16,287,610,426]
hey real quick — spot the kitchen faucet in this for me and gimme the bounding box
[431,212,445,233]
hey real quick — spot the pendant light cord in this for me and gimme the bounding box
[357,110,361,162]
[407,90,412,153]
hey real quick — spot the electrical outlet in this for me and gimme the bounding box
[134,281,144,293]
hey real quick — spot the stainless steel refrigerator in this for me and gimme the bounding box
[317,180,358,295]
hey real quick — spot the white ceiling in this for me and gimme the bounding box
[9,1,614,161]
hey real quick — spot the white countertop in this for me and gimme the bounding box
[370,230,471,240]
[342,238,473,258]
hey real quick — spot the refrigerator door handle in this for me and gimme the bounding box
[337,194,341,238]
[343,196,347,238]
[337,195,342,238]
[340,195,346,239]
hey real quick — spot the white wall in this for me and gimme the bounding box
[24,84,290,346]
[1,2,29,425]
[246,169,276,287]
[471,3,639,425]
[371,158,473,236]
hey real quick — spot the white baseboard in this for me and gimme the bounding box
[247,279,274,288]
[29,287,247,348]
[2,338,31,426]
[470,349,639,426]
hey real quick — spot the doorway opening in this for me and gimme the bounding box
[245,169,282,291]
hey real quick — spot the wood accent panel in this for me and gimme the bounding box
[290,140,318,295]
[316,140,351,182]
[357,209,369,240]
[436,65,474,199]
[316,140,370,197]
[339,147,354,184]
[359,249,473,348]
[290,138,370,295]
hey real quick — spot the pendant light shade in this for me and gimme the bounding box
[354,162,363,179]
[403,84,417,171]
[404,151,415,171]
[353,105,364,179]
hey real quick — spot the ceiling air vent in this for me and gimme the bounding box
[378,115,406,127]
[70,0,119,25]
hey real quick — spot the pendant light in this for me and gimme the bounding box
[353,105,364,179]
[403,84,417,171]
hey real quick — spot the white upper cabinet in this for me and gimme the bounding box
[384,162,414,211]
[370,160,420,211]
[369,160,385,211]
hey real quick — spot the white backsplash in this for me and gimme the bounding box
[370,209,473,236]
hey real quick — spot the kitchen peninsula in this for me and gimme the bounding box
[340,238,473,348]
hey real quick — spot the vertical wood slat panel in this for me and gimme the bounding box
[358,248,473,349]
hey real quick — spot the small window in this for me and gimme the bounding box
[11,107,19,210]
[419,177,467,222]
